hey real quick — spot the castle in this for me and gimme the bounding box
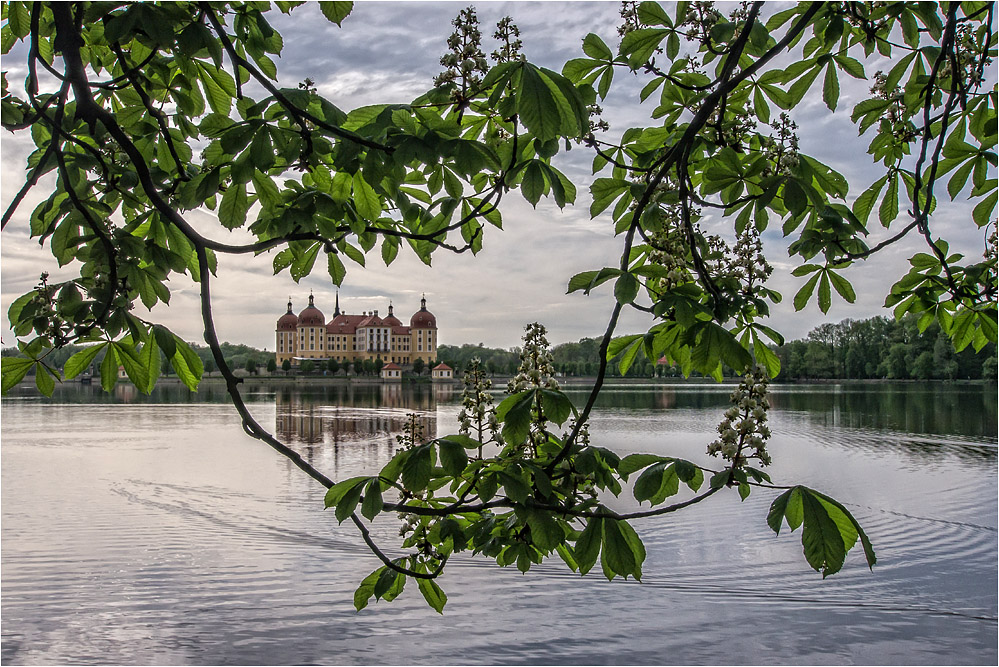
[275,293,438,367]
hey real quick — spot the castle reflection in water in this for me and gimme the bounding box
[274,382,456,451]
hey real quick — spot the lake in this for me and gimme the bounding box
[2,380,996,665]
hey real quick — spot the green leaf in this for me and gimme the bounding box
[768,488,794,535]
[752,333,781,378]
[328,253,347,286]
[33,363,55,396]
[170,336,204,391]
[878,173,899,227]
[373,566,404,601]
[6,1,31,38]
[828,271,856,303]
[417,577,447,614]
[2,357,34,393]
[381,236,399,266]
[590,178,630,217]
[693,322,752,374]
[834,55,866,79]
[219,183,249,229]
[633,462,668,503]
[251,172,281,209]
[318,1,353,26]
[793,273,820,311]
[617,336,643,376]
[526,508,564,551]
[818,272,831,314]
[139,336,160,394]
[199,65,233,115]
[810,488,876,571]
[619,28,669,69]
[100,344,118,392]
[786,65,821,107]
[517,63,560,142]
[972,191,997,227]
[323,475,366,523]
[153,325,176,358]
[437,438,468,476]
[822,63,839,111]
[438,433,484,450]
[582,33,613,60]
[360,478,383,521]
[785,487,804,530]
[574,517,602,575]
[353,566,385,611]
[521,160,545,207]
[498,470,531,504]
[853,174,887,225]
[783,179,807,216]
[114,341,149,391]
[601,518,643,580]
[800,488,847,577]
[330,171,352,203]
[673,459,703,491]
[540,388,573,425]
[63,344,105,379]
[566,267,622,294]
[614,273,639,305]
[333,483,370,523]
[496,389,535,445]
[637,1,672,26]
[618,453,668,477]
[352,172,381,222]
[401,444,433,492]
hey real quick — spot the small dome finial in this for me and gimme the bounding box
[309,291,315,307]
[287,296,293,312]
[420,293,427,311]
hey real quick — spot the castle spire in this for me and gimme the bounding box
[388,300,394,317]
[334,291,341,317]
[420,293,427,311]
[308,290,314,307]
[287,296,293,313]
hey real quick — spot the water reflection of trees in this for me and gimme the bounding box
[768,384,998,440]
[559,383,996,440]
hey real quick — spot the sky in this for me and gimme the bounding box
[1,1,993,352]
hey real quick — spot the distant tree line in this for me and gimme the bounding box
[7,314,994,384]
[440,314,997,382]
[438,339,664,378]
[775,315,996,381]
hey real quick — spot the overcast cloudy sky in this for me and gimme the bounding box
[1,2,991,352]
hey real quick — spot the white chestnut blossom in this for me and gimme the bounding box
[707,367,772,466]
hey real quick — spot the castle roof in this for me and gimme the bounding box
[277,298,298,331]
[327,314,366,334]
[298,293,324,327]
[410,294,436,329]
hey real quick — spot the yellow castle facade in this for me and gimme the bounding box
[275,293,438,367]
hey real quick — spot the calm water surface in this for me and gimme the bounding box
[2,381,996,665]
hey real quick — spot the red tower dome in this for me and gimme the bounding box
[297,293,325,326]
[277,298,298,331]
[410,294,437,329]
[382,301,402,327]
